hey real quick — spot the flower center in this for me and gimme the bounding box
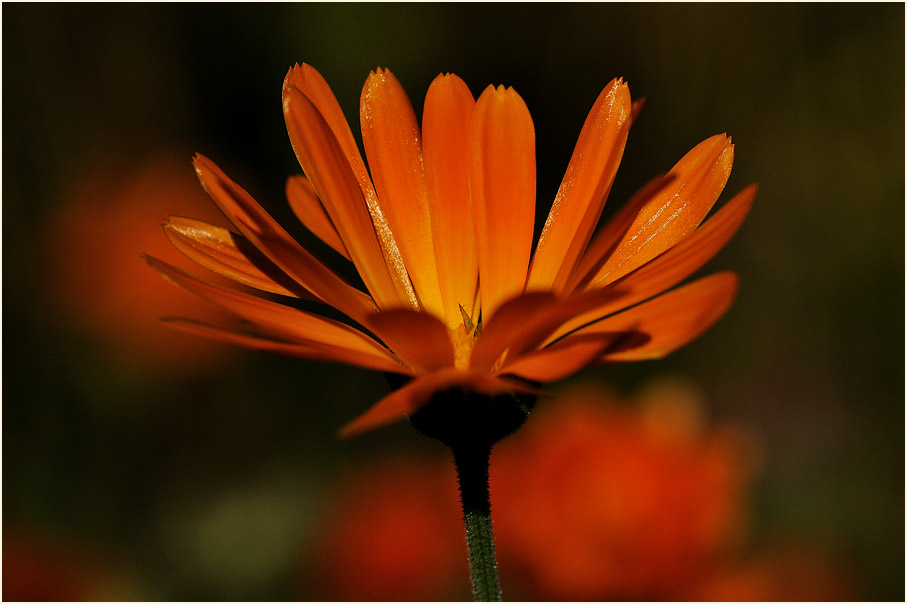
[449,303,480,369]
[451,323,476,369]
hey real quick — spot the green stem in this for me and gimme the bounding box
[453,444,501,602]
[405,382,536,601]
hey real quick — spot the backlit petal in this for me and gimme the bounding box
[527,78,631,293]
[366,309,455,373]
[361,69,444,318]
[602,184,755,310]
[284,64,418,310]
[162,318,403,373]
[144,254,389,358]
[470,289,621,373]
[549,184,756,343]
[565,173,674,293]
[283,64,364,164]
[192,154,375,323]
[283,87,417,310]
[585,134,734,288]
[339,368,537,438]
[574,272,739,361]
[630,97,645,125]
[286,175,350,260]
[468,84,536,320]
[500,334,615,382]
[163,216,315,299]
[423,73,479,328]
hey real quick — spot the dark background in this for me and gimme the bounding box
[3,3,904,600]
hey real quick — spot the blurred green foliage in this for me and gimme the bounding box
[3,3,903,600]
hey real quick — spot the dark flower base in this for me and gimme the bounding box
[408,385,537,452]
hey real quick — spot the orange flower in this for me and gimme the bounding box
[3,529,141,601]
[303,458,467,601]
[301,381,766,601]
[491,380,757,600]
[45,153,237,373]
[147,63,755,435]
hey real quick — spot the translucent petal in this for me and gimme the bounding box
[468,84,536,320]
[528,78,631,293]
[361,68,444,317]
[422,73,479,328]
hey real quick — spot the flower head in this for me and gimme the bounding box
[147,63,755,436]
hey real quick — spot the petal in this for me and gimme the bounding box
[161,317,404,373]
[468,84,536,320]
[338,367,536,438]
[144,254,390,358]
[499,334,615,382]
[365,309,455,373]
[527,78,632,293]
[163,216,315,299]
[284,64,363,162]
[286,175,350,260]
[469,288,621,373]
[574,272,739,361]
[192,154,376,323]
[283,87,418,311]
[565,173,674,293]
[582,134,735,289]
[630,97,646,126]
[422,73,479,328]
[549,184,756,343]
[603,184,755,309]
[361,69,444,318]
[283,64,418,311]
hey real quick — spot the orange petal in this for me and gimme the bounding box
[192,154,375,323]
[284,64,362,160]
[163,216,315,299]
[575,272,739,361]
[284,64,386,207]
[422,73,478,328]
[549,184,755,343]
[470,288,621,373]
[361,69,444,318]
[527,78,631,293]
[162,317,404,373]
[585,134,735,289]
[499,334,615,382]
[286,175,350,260]
[565,173,674,293]
[284,64,418,312]
[283,87,418,311]
[630,97,646,126]
[339,367,536,438]
[365,309,455,374]
[144,254,389,358]
[603,184,755,309]
[468,84,536,320]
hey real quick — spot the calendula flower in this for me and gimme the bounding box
[147,63,754,437]
[148,63,756,601]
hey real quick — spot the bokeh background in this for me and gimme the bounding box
[3,3,903,601]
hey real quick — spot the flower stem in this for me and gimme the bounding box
[405,383,536,601]
[453,444,501,602]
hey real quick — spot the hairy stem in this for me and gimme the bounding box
[453,444,501,602]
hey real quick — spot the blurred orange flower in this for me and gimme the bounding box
[305,381,851,601]
[45,153,237,373]
[491,380,758,600]
[147,63,754,434]
[303,458,467,601]
[690,545,854,601]
[3,529,142,601]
